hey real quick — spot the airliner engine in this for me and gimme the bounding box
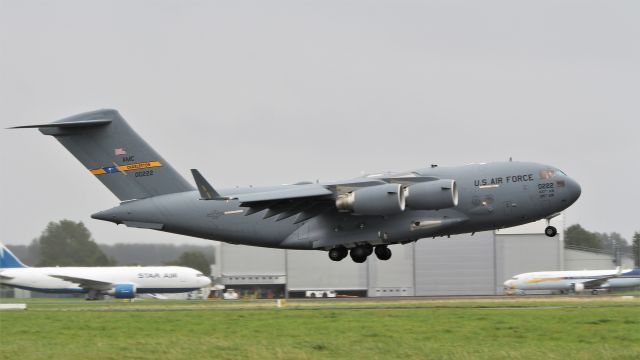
[108,283,137,299]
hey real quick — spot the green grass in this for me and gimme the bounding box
[1,298,639,360]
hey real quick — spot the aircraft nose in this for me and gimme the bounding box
[200,276,212,287]
[566,177,582,204]
[504,279,520,290]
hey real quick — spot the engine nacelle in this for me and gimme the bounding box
[573,283,585,293]
[336,183,405,216]
[109,283,137,299]
[405,179,458,210]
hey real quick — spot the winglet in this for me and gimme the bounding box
[191,169,228,200]
[615,266,622,276]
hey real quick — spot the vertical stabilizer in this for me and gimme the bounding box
[11,109,194,201]
[0,244,28,268]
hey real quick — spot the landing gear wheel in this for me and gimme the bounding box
[328,247,348,261]
[363,243,374,256]
[544,226,557,237]
[591,289,599,295]
[350,246,369,263]
[374,246,392,261]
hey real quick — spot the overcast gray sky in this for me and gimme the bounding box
[1,0,638,246]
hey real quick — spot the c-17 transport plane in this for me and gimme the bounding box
[12,109,581,263]
[0,244,211,300]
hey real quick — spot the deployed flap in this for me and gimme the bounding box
[49,275,112,290]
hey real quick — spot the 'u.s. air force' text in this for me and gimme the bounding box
[474,174,534,187]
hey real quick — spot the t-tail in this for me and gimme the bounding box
[10,109,194,201]
[0,244,28,268]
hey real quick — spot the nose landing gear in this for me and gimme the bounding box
[544,225,557,237]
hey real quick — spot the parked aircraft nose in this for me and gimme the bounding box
[199,276,212,287]
[503,279,516,289]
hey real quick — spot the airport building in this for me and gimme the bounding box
[3,215,635,299]
[212,215,636,298]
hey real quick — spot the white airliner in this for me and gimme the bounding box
[504,267,640,295]
[0,244,211,300]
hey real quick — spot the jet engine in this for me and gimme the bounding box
[336,184,405,216]
[572,283,585,293]
[108,283,137,299]
[405,179,458,210]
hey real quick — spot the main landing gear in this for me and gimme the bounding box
[329,244,392,263]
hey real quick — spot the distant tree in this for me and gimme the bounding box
[32,220,114,266]
[4,245,38,266]
[565,224,602,249]
[100,243,215,266]
[166,251,211,276]
[595,232,628,252]
[633,232,640,267]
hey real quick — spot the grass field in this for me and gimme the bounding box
[1,297,639,360]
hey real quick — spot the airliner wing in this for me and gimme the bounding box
[578,268,623,289]
[49,274,112,290]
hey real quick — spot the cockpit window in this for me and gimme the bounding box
[539,169,556,179]
[557,169,566,176]
[196,273,206,277]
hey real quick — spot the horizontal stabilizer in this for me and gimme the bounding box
[9,119,112,129]
[0,273,14,280]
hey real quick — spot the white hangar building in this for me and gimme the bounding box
[212,214,633,298]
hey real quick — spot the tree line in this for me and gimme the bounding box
[7,220,215,276]
[7,220,640,271]
[565,224,639,266]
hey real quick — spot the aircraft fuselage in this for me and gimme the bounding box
[93,161,581,250]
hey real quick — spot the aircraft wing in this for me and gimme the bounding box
[577,267,623,289]
[234,185,333,203]
[48,274,113,290]
[191,169,444,223]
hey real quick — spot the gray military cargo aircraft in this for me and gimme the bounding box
[12,109,581,263]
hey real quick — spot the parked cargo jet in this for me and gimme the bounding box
[504,267,640,295]
[0,244,211,300]
[12,109,581,263]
